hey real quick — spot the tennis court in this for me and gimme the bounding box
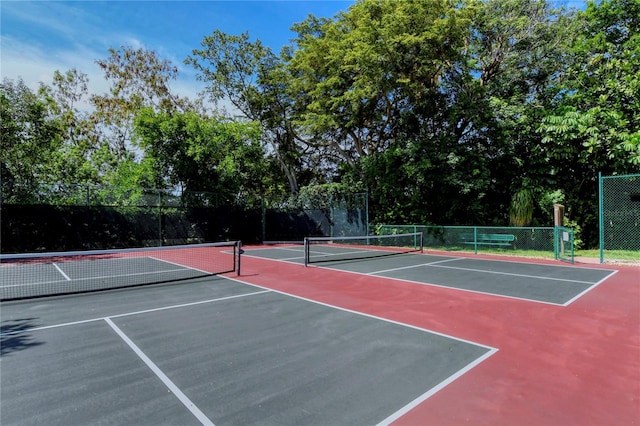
[1,236,638,425]
[0,243,495,425]
[236,238,639,425]
[243,234,616,306]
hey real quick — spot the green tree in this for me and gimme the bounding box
[540,0,640,169]
[539,0,640,246]
[86,46,204,204]
[187,31,305,194]
[288,0,472,165]
[93,46,195,155]
[295,0,574,226]
[38,69,108,187]
[0,78,63,202]
[281,0,491,224]
[133,108,272,205]
[463,0,579,226]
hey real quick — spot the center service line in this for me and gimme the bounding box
[104,318,215,426]
[52,263,71,281]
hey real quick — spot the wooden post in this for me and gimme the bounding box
[553,204,564,227]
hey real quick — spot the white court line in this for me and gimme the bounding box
[224,276,497,351]
[314,248,395,258]
[271,247,304,253]
[306,263,576,306]
[279,256,305,261]
[368,257,463,275]
[562,269,619,306]
[104,318,215,426]
[5,273,499,425]
[265,248,411,262]
[241,253,304,266]
[426,264,601,284]
[52,263,71,281]
[222,275,499,425]
[2,254,222,289]
[376,348,498,426]
[265,247,306,261]
[1,267,204,289]
[368,258,601,285]
[0,290,271,337]
[147,256,212,275]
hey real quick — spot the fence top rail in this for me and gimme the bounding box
[600,173,640,179]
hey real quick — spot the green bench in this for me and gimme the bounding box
[460,233,515,247]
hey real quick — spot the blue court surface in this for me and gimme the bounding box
[0,275,495,425]
[242,246,616,305]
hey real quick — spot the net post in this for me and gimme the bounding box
[419,231,424,253]
[236,241,243,276]
[303,237,309,267]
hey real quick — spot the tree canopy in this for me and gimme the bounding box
[2,0,638,248]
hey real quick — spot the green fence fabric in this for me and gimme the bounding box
[0,205,262,252]
[599,173,640,263]
[0,184,368,253]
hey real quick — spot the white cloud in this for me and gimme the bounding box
[1,2,144,96]
[1,1,240,116]
[1,35,108,97]
[1,33,238,116]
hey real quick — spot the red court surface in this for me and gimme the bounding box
[235,247,640,426]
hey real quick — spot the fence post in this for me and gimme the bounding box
[473,226,478,254]
[329,194,334,238]
[365,192,369,236]
[554,204,564,258]
[598,172,604,263]
[158,190,163,246]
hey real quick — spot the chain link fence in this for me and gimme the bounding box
[373,224,574,262]
[599,173,640,263]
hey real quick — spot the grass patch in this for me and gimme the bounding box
[424,246,639,262]
[574,249,640,261]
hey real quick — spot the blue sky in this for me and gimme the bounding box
[1,1,353,99]
[1,0,586,102]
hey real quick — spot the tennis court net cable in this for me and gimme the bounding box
[0,241,242,300]
[303,232,424,267]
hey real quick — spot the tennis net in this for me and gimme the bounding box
[0,241,241,300]
[304,232,424,266]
